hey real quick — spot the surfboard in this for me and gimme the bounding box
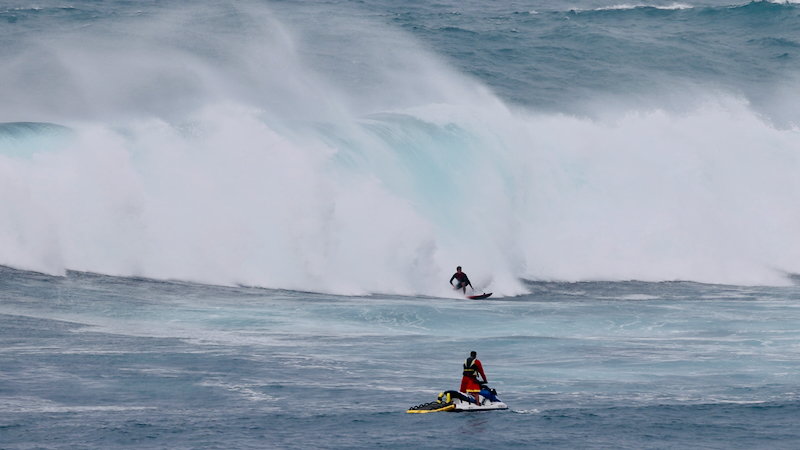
[467,293,492,299]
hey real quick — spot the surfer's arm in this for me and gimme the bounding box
[449,274,456,285]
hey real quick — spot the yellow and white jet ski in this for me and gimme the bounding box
[407,384,508,413]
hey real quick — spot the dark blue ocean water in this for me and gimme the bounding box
[271,0,800,122]
[3,0,799,122]
[2,0,800,448]
[3,266,800,449]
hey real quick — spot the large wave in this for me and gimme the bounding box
[1,1,799,295]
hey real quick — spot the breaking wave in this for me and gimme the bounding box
[1,1,800,295]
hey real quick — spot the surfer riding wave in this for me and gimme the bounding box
[449,266,474,294]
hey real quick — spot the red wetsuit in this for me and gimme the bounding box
[460,357,487,393]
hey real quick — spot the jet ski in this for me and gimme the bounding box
[407,382,508,413]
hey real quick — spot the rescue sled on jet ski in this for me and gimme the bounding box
[407,382,508,413]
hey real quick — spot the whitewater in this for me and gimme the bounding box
[2,0,800,448]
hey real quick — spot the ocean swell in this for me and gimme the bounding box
[1,1,800,295]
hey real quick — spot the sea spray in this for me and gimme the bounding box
[1,1,800,294]
[3,98,800,293]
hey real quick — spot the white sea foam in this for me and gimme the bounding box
[593,3,693,11]
[1,2,799,295]
[0,397,156,414]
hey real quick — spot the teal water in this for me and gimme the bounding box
[2,1,800,447]
[3,267,800,448]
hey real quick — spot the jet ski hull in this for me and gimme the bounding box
[407,387,508,413]
[452,397,508,411]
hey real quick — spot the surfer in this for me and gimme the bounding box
[449,266,474,294]
[461,351,488,405]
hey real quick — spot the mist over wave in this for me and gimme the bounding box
[1,1,800,295]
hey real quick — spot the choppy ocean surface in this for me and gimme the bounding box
[3,266,800,449]
[2,0,800,448]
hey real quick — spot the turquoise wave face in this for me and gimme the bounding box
[0,123,74,158]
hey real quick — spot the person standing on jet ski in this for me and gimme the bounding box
[450,266,474,294]
[461,351,488,405]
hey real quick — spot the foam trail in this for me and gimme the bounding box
[1,2,800,295]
